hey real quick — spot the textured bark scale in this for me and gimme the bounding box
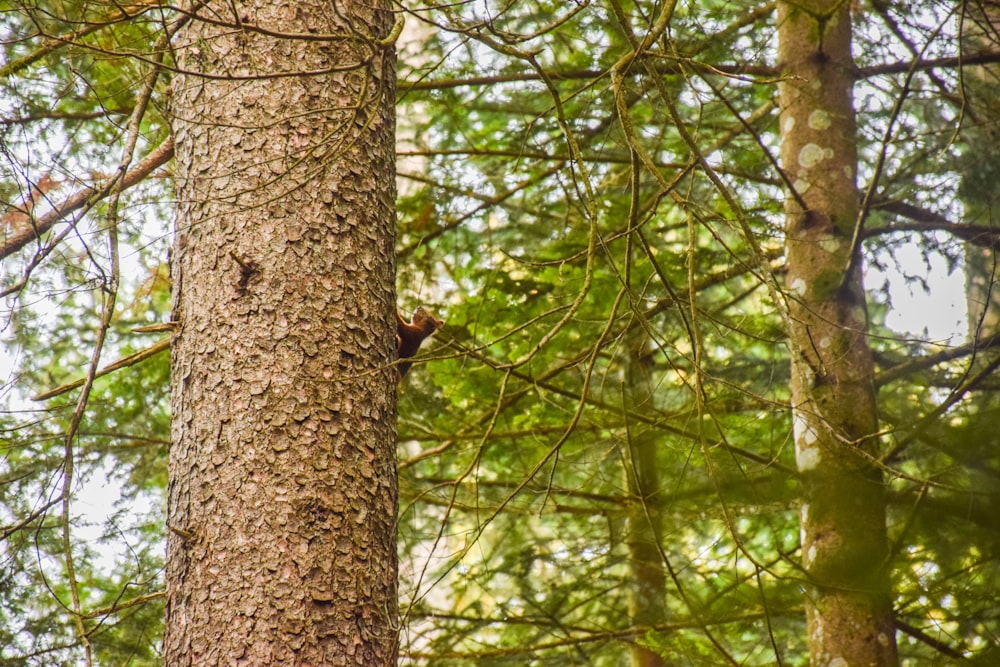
[165,1,398,664]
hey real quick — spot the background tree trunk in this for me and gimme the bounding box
[622,331,666,667]
[961,0,1000,340]
[777,2,898,664]
[164,1,398,664]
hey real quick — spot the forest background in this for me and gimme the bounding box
[1,0,999,665]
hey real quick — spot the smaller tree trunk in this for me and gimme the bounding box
[623,331,666,667]
[961,0,1000,341]
[777,2,898,665]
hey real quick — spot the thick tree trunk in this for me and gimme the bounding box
[164,1,398,664]
[777,2,898,665]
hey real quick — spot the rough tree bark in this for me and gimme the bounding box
[164,0,398,664]
[777,2,898,665]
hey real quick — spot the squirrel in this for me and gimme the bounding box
[396,306,444,379]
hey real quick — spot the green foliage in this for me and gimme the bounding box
[393,1,999,664]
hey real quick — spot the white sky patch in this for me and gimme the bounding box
[74,464,159,573]
[869,242,967,343]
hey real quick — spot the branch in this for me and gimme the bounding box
[894,619,967,661]
[875,337,1000,387]
[399,49,1000,96]
[864,201,1000,245]
[0,1,165,78]
[866,220,1000,244]
[31,336,171,402]
[1,136,174,261]
[857,50,1000,78]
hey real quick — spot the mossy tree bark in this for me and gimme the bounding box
[777,2,898,664]
[961,0,1000,341]
[164,1,398,664]
[623,332,666,667]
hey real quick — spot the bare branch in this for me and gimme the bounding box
[864,200,1000,244]
[1,137,174,261]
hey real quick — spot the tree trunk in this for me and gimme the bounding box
[777,2,898,664]
[623,331,666,667]
[961,0,1000,341]
[164,1,398,664]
